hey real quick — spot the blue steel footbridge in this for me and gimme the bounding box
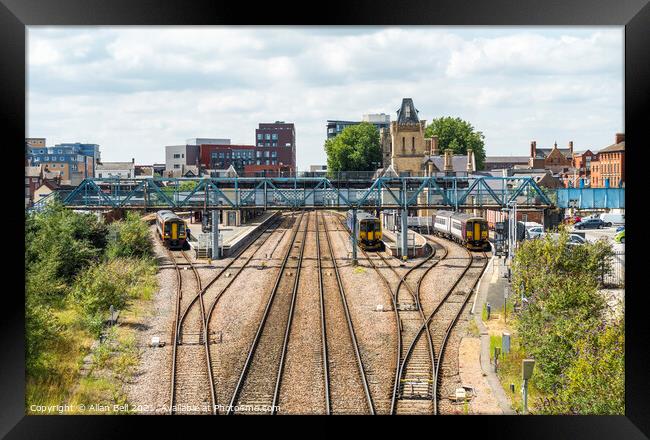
[35,175,625,211]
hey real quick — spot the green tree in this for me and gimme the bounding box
[424,117,486,169]
[324,122,382,173]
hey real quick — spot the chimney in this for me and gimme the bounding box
[615,133,625,144]
[132,157,135,164]
[444,149,453,172]
[431,136,439,155]
[569,141,573,155]
[530,140,536,158]
[466,148,473,172]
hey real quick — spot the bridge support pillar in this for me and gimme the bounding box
[401,207,408,260]
[351,208,358,266]
[212,210,220,259]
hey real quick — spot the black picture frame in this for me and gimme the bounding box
[2,0,648,437]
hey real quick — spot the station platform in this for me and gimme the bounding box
[382,228,428,258]
[185,210,279,259]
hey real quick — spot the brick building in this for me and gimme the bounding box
[569,149,598,187]
[591,133,625,188]
[255,122,296,174]
[529,140,574,173]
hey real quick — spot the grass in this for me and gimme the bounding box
[494,334,547,414]
[467,319,480,337]
[26,256,158,415]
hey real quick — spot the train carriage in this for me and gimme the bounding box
[156,210,188,249]
[346,210,385,251]
[432,210,489,251]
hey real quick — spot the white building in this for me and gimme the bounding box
[95,159,135,178]
[186,138,230,146]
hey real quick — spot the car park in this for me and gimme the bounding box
[574,218,606,230]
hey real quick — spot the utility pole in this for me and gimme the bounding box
[212,210,219,260]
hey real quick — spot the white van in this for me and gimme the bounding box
[600,213,625,226]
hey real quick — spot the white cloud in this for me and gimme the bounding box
[27,26,623,168]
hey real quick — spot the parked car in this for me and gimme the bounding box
[538,233,586,246]
[616,225,625,233]
[568,234,587,245]
[574,218,606,230]
[614,229,625,243]
[525,226,545,239]
[600,213,625,227]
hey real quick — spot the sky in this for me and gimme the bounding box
[27,26,624,169]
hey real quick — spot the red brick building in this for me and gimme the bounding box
[255,122,296,174]
[196,121,296,176]
[591,133,625,188]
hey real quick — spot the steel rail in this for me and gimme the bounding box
[203,214,289,414]
[226,211,306,414]
[331,213,396,415]
[432,251,488,414]
[167,249,183,415]
[270,212,310,414]
[389,238,449,414]
[180,250,217,414]
[167,212,281,415]
[321,212,376,415]
[315,213,331,415]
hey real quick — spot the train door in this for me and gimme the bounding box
[474,222,480,241]
[171,222,178,239]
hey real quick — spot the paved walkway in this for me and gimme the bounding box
[470,255,516,415]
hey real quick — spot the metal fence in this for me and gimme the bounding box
[601,250,624,288]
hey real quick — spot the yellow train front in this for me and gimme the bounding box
[346,210,385,251]
[155,210,188,250]
[432,210,490,251]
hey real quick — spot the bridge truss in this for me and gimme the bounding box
[43,176,557,211]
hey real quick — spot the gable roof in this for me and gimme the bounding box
[535,148,572,159]
[423,154,470,172]
[396,98,420,124]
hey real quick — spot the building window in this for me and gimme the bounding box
[265,134,271,140]
[257,134,263,140]
[174,164,180,169]
[174,153,181,159]
[272,133,278,140]
[258,142,263,147]
[271,151,277,158]
[265,142,270,147]
[272,142,277,147]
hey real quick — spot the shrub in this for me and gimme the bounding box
[106,212,153,259]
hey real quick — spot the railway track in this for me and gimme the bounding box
[227,212,308,414]
[389,238,449,415]
[168,249,215,414]
[167,213,285,415]
[396,237,487,414]
[318,212,375,415]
